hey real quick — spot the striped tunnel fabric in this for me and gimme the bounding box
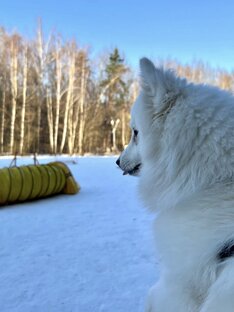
[0,161,80,205]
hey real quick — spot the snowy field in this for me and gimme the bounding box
[0,156,157,312]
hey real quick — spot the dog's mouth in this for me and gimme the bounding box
[123,163,141,176]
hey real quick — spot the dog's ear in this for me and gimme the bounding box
[140,58,164,97]
[140,58,182,114]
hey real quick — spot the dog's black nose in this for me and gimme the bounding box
[116,158,120,166]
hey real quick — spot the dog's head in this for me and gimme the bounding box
[116,57,183,177]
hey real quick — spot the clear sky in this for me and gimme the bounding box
[1,0,234,70]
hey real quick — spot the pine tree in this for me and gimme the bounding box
[99,48,129,152]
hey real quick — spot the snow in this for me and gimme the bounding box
[0,156,157,312]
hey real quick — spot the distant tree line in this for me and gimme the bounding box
[0,24,234,155]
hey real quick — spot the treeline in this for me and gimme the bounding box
[0,24,234,155]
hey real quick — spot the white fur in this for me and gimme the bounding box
[118,58,234,311]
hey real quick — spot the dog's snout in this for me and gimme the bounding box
[116,158,120,166]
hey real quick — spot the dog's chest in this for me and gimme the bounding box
[153,207,222,272]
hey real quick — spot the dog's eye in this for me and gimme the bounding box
[133,129,138,137]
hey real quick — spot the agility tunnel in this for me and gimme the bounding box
[0,161,80,205]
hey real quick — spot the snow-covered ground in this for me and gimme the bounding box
[0,156,157,312]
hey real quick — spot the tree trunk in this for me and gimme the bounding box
[78,57,87,155]
[46,88,54,153]
[36,20,44,153]
[0,89,5,154]
[19,46,28,155]
[9,41,18,154]
[111,118,120,153]
[54,43,62,153]
[68,91,75,155]
[121,108,126,148]
[60,51,75,153]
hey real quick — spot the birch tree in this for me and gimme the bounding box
[34,20,52,152]
[111,118,120,152]
[53,39,62,153]
[0,83,5,154]
[9,35,18,154]
[46,87,54,152]
[35,23,44,152]
[60,44,76,153]
[19,45,28,154]
[77,52,90,154]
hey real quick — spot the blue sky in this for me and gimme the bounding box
[1,0,234,70]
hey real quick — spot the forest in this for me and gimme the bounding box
[0,24,233,155]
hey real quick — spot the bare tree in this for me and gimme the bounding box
[60,44,76,153]
[54,38,62,153]
[46,87,54,152]
[9,35,18,154]
[77,52,89,155]
[111,118,120,152]
[19,45,28,154]
[34,20,52,152]
[0,83,6,154]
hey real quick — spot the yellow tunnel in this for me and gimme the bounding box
[0,161,80,205]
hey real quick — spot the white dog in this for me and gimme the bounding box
[116,58,234,311]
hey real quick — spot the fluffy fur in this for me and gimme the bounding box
[117,58,234,311]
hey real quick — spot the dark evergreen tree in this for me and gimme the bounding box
[99,48,129,152]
